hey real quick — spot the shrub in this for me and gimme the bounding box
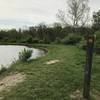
[54,37,62,44]
[38,40,45,44]
[19,39,28,43]
[0,66,7,74]
[26,36,33,43]
[19,48,33,62]
[9,39,17,43]
[19,37,33,43]
[95,31,100,54]
[32,38,40,43]
[43,38,51,44]
[62,33,82,45]
[78,38,86,49]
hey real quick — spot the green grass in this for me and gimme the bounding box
[0,44,100,100]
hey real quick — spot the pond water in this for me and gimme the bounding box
[0,45,45,69]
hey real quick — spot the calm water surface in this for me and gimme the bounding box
[0,45,45,69]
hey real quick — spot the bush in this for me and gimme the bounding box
[19,39,28,43]
[43,38,51,44]
[38,40,45,44]
[78,38,86,49]
[0,66,7,74]
[26,36,33,43]
[62,33,82,45]
[95,31,100,54]
[32,38,40,43]
[54,37,62,44]
[19,37,33,43]
[19,49,33,62]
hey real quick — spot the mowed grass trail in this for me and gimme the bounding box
[0,44,100,100]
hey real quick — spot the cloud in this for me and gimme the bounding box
[0,0,100,29]
[0,0,67,28]
[89,0,100,12]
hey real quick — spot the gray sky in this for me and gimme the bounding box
[0,0,100,29]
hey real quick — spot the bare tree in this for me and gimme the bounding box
[57,0,90,27]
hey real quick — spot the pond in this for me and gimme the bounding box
[0,45,45,69]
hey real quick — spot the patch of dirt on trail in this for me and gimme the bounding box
[70,89,100,100]
[0,73,26,92]
[70,89,83,100]
[46,59,60,65]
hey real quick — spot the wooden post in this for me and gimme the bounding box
[83,35,95,100]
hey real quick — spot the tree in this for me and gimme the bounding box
[57,0,90,27]
[37,23,47,40]
[92,10,100,31]
[53,23,63,38]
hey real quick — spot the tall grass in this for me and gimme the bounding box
[19,48,33,62]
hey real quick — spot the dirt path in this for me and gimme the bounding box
[0,73,26,92]
[46,59,60,65]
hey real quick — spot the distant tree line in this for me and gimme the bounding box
[0,24,93,44]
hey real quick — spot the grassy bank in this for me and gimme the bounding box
[0,44,100,100]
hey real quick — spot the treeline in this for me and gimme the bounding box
[0,22,100,53]
[0,25,95,44]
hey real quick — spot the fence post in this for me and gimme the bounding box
[83,35,95,100]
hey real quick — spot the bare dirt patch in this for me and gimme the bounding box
[70,89,83,100]
[46,59,60,65]
[0,73,26,92]
[70,89,100,100]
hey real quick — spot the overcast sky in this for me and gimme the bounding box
[0,0,100,29]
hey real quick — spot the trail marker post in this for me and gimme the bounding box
[83,35,95,100]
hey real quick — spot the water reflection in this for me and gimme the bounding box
[0,45,45,69]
